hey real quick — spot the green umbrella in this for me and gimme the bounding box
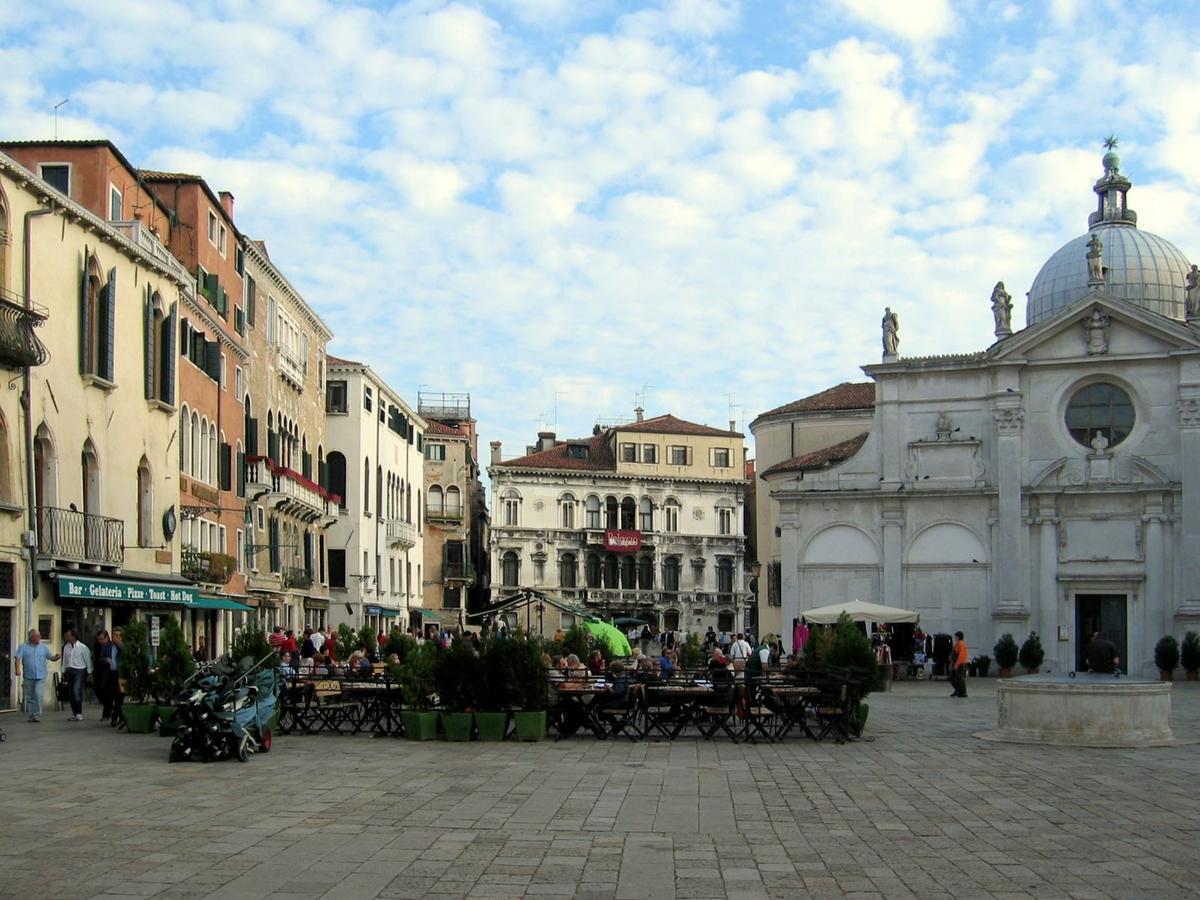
[585,620,632,656]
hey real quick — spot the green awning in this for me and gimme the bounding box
[415,610,441,623]
[192,597,254,612]
[56,574,200,607]
[380,608,400,617]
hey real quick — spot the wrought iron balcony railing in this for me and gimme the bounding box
[36,506,123,566]
[443,559,476,582]
[282,567,313,589]
[0,289,48,369]
[181,546,236,585]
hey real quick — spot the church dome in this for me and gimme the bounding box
[1025,142,1192,326]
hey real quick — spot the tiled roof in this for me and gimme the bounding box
[756,383,875,421]
[426,421,467,437]
[326,354,362,367]
[139,169,203,181]
[760,432,869,478]
[493,434,615,471]
[617,414,742,438]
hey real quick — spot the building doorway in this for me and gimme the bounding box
[0,606,12,709]
[1075,594,1127,673]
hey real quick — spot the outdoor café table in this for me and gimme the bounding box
[556,680,612,738]
[342,680,403,736]
[645,684,718,738]
[761,684,819,739]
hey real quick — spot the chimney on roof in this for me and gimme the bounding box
[490,441,501,465]
[537,431,556,452]
[218,190,234,219]
[635,406,644,422]
[729,419,736,433]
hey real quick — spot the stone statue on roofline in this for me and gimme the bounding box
[1186,264,1200,321]
[991,281,1013,337]
[1086,233,1104,286]
[882,307,899,357]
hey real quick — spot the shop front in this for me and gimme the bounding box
[365,604,401,636]
[303,597,329,631]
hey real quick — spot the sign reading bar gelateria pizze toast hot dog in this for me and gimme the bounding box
[604,530,642,552]
[56,575,200,606]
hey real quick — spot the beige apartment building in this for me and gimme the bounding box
[241,239,338,632]
[487,410,749,636]
[0,152,191,709]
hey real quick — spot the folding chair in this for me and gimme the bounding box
[596,684,643,741]
[696,686,739,741]
[737,682,779,743]
[307,680,358,735]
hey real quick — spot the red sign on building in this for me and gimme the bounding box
[605,530,642,552]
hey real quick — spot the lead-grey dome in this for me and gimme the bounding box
[1025,143,1192,326]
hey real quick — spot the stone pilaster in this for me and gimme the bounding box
[992,399,1025,615]
[1177,385,1200,615]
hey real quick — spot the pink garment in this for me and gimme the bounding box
[793,623,810,654]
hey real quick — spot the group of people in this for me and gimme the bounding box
[13,627,125,724]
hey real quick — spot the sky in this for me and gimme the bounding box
[3,0,1199,462]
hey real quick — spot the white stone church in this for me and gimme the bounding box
[765,144,1200,675]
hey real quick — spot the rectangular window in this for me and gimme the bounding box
[669,445,688,466]
[0,561,16,598]
[665,504,679,533]
[642,444,656,464]
[562,500,574,529]
[218,224,227,256]
[235,245,245,275]
[235,366,244,400]
[712,447,731,468]
[718,507,733,535]
[219,352,227,390]
[407,561,413,596]
[236,529,245,574]
[326,380,348,414]
[246,276,256,325]
[504,498,519,526]
[621,443,637,462]
[767,562,782,607]
[328,549,346,589]
[424,443,446,461]
[208,211,218,245]
[363,386,372,412]
[218,524,227,556]
[39,164,70,195]
[390,559,396,594]
[109,184,122,220]
[567,444,588,460]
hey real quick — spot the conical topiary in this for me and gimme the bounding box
[1018,632,1045,672]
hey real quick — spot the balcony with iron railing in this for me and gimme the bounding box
[36,506,123,567]
[426,503,464,522]
[443,559,476,583]
[0,288,48,369]
[110,220,189,277]
[275,344,307,390]
[245,455,340,525]
[282,567,313,590]
[385,518,417,549]
[181,546,235,585]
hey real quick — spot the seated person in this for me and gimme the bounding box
[596,661,634,709]
[657,652,675,680]
[635,656,657,684]
[564,654,589,680]
[587,650,607,675]
[708,651,733,690]
[279,652,297,677]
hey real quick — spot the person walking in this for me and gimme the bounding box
[950,631,969,698]
[14,629,60,722]
[93,629,113,719]
[61,629,93,721]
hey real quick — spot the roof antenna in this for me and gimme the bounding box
[53,98,69,140]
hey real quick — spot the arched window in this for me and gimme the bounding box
[586,553,602,588]
[209,422,218,487]
[137,457,153,547]
[446,485,462,516]
[716,557,734,596]
[585,494,601,529]
[638,497,653,531]
[663,557,680,593]
[663,498,681,533]
[620,497,636,530]
[81,440,101,554]
[502,489,520,527]
[190,411,200,479]
[376,464,382,516]
[501,550,520,587]
[363,457,371,513]
[637,555,654,589]
[33,423,56,512]
[428,485,444,514]
[0,411,11,504]
[603,554,618,589]
[180,404,191,474]
[604,496,618,529]
[81,255,106,377]
[560,492,575,529]
[663,609,680,631]
[620,555,636,589]
[559,553,577,588]
[327,451,346,509]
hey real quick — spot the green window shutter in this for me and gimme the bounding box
[204,340,221,382]
[143,289,154,399]
[103,268,117,382]
[236,450,245,498]
[79,252,91,374]
[165,303,178,406]
[219,443,232,492]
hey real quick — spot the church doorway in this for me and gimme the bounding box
[1075,594,1127,674]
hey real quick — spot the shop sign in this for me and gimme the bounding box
[150,616,161,647]
[604,530,642,552]
[57,575,200,607]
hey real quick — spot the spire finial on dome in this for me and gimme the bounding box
[1089,135,1136,228]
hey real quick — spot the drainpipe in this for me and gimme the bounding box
[22,203,55,632]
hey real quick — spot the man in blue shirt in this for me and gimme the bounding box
[14,629,61,722]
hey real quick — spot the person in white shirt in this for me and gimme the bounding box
[728,633,752,661]
[310,628,326,652]
[61,629,93,721]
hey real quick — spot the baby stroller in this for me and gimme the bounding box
[169,653,281,763]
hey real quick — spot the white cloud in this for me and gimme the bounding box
[834,0,956,43]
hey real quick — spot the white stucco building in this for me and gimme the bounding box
[765,145,1200,675]
[487,411,749,636]
[323,357,425,633]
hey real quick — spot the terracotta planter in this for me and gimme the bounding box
[1160,670,1174,682]
[998,667,1012,678]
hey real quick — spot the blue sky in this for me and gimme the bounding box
[3,0,1199,460]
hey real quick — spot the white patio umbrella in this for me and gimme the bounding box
[801,599,918,626]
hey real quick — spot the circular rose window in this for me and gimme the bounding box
[1065,382,1134,447]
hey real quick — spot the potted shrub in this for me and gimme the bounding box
[561,623,591,661]
[385,628,416,660]
[512,638,549,741]
[153,616,195,736]
[825,614,877,735]
[1181,632,1200,681]
[1154,635,1180,681]
[357,624,378,661]
[397,642,438,740]
[677,632,707,669]
[476,637,517,741]
[1019,632,1045,674]
[973,655,991,678]
[434,638,479,741]
[118,619,157,733]
[994,634,1019,677]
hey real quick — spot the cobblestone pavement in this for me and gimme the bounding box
[2,679,1199,900]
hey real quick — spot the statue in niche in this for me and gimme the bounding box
[1090,431,1110,453]
[1083,309,1110,355]
[991,281,1013,335]
[1186,264,1200,319]
[1086,234,1104,285]
[882,307,900,356]
[936,412,953,440]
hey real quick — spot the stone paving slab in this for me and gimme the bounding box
[1,680,1199,899]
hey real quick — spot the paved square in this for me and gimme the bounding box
[2,680,1199,900]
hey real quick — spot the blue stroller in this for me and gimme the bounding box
[170,654,281,763]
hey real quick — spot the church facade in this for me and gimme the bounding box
[765,145,1200,675]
